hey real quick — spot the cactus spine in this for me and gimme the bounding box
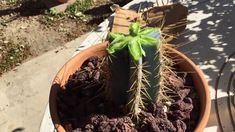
[107,22,173,118]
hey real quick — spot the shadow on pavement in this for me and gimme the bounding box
[173,0,235,131]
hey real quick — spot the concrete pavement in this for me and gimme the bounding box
[0,33,89,132]
[176,0,235,131]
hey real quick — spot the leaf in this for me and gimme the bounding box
[106,47,115,54]
[129,22,140,36]
[128,38,142,61]
[147,29,161,40]
[139,43,146,57]
[107,22,161,60]
[140,35,159,47]
[107,37,127,54]
[136,38,146,57]
[139,27,156,35]
[109,32,124,41]
[110,35,125,45]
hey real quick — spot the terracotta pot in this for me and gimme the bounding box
[49,42,211,132]
[58,0,69,3]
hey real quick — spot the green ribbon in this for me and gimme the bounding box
[107,22,160,61]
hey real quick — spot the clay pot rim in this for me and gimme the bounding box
[49,42,211,132]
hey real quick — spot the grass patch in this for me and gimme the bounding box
[66,0,93,14]
[1,0,18,4]
[42,0,94,23]
[0,39,30,75]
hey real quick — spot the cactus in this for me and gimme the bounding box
[107,22,175,118]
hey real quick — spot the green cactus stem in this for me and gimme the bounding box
[107,22,162,118]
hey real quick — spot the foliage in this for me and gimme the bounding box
[107,22,160,61]
[66,0,93,15]
[0,39,30,75]
[1,0,18,4]
[44,0,93,21]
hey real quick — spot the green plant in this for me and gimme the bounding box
[107,22,175,118]
[107,23,159,61]
[0,39,30,75]
[49,7,58,16]
[65,0,93,15]
[43,0,93,22]
[2,0,17,4]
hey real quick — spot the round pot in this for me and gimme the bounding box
[57,0,76,4]
[49,42,211,132]
[58,0,69,3]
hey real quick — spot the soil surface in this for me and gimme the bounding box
[57,56,200,132]
[0,0,131,75]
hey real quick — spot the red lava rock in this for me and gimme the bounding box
[93,71,100,81]
[57,56,200,132]
[72,128,82,132]
[148,103,167,119]
[84,124,94,131]
[64,123,73,132]
[178,89,190,100]
[158,118,176,132]
[140,111,176,132]
[139,111,161,132]
[168,75,185,89]
[86,115,136,132]
[171,99,193,112]
[168,98,193,121]
[88,62,95,69]
[173,120,187,132]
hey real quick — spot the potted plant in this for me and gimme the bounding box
[49,4,210,132]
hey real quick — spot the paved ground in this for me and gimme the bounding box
[176,0,235,131]
[0,33,89,132]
